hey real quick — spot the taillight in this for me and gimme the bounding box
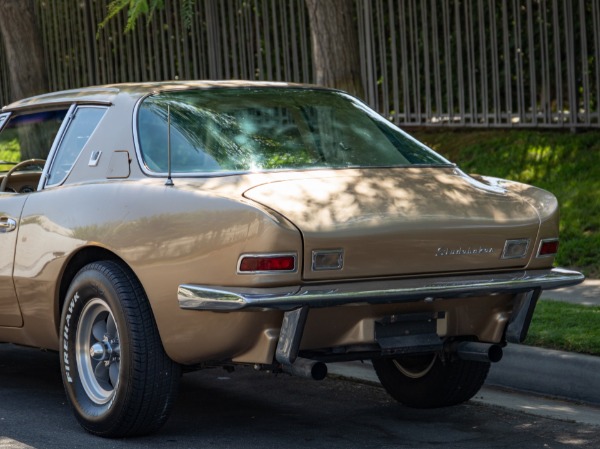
[238,254,296,273]
[537,239,559,257]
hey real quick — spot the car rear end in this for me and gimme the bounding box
[136,83,583,399]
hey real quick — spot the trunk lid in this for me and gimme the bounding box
[243,168,541,280]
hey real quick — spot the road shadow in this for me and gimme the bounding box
[1,344,599,449]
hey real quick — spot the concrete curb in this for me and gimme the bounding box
[328,344,600,406]
[486,344,600,406]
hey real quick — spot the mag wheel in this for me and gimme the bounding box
[372,354,490,408]
[60,261,181,437]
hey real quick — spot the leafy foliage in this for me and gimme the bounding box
[0,137,20,171]
[98,0,187,34]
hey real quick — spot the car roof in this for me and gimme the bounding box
[2,80,312,112]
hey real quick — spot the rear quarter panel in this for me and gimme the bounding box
[10,180,301,359]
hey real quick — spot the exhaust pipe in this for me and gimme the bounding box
[455,342,503,363]
[282,357,328,380]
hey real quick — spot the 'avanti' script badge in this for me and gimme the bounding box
[436,246,495,257]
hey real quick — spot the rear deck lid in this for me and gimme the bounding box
[243,168,541,280]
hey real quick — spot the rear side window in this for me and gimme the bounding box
[46,106,107,186]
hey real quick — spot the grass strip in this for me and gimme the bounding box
[525,300,600,356]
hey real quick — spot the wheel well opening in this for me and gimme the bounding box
[57,247,122,329]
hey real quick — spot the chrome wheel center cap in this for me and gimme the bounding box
[90,342,108,361]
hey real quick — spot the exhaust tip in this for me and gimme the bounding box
[488,344,503,363]
[282,358,328,380]
[310,361,328,381]
[455,342,503,363]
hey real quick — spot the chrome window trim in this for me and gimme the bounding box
[536,238,559,258]
[42,105,108,189]
[236,252,298,275]
[37,103,77,191]
[0,112,11,132]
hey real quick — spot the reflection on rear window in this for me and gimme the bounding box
[137,88,451,174]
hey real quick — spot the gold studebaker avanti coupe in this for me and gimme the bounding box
[0,81,583,437]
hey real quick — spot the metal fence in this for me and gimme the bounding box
[0,0,598,128]
[358,0,600,127]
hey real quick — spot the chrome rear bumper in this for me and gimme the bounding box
[178,267,584,311]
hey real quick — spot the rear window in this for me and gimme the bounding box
[136,88,451,174]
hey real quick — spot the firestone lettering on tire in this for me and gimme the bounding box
[62,291,79,384]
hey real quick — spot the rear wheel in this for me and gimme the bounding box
[372,353,490,408]
[59,261,181,437]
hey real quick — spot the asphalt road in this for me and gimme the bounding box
[1,344,600,449]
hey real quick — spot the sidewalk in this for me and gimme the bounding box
[541,278,600,306]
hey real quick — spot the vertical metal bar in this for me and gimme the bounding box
[564,0,577,126]
[408,0,420,122]
[489,0,501,124]
[502,0,512,124]
[593,0,600,124]
[363,0,376,108]
[262,0,272,80]
[246,1,256,79]
[357,0,367,100]
[388,0,400,123]
[151,6,164,80]
[442,0,454,122]
[455,0,465,124]
[289,0,300,82]
[280,1,291,81]
[513,0,525,124]
[298,0,311,83]
[228,0,239,79]
[168,3,177,80]
[377,0,389,117]
[431,0,442,121]
[478,0,488,125]
[217,1,228,79]
[254,0,264,80]
[465,1,476,124]
[552,0,563,125]
[199,1,209,79]
[540,0,550,124]
[421,0,431,122]
[578,0,590,125]
[271,0,281,80]
[130,12,141,81]
[189,1,199,80]
[181,2,192,80]
[527,0,537,125]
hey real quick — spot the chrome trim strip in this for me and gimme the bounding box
[178,267,584,311]
[0,112,11,132]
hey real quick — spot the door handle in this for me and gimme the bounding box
[0,217,17,233]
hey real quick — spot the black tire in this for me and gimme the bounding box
[59,261,181,437]
[372,353,490,408]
